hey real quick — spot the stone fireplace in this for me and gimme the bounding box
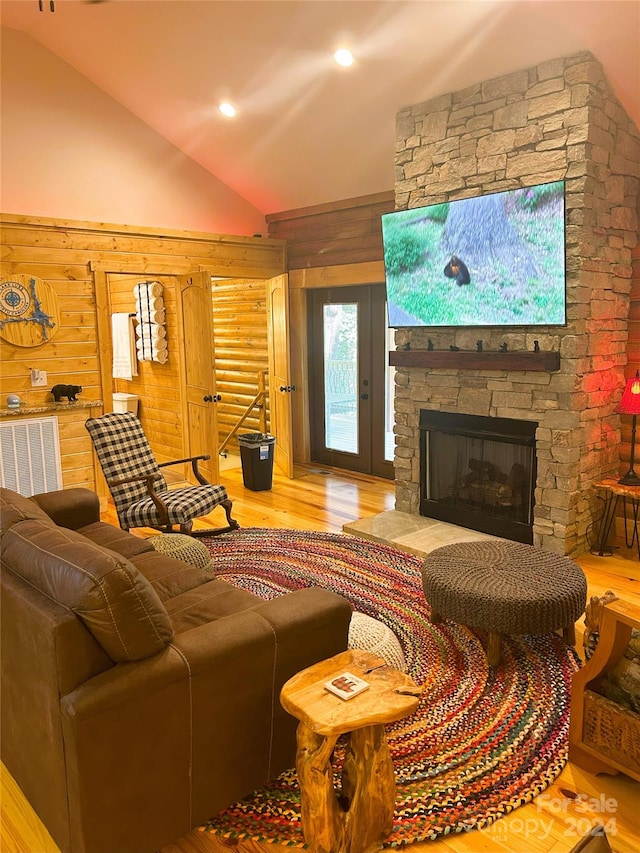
[391,52,640,556]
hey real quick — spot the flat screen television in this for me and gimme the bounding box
[382,180,566,328]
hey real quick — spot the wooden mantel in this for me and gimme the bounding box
[389,349,560,372]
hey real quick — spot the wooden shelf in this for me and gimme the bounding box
[0,400,102,418]
[389,350,560,372]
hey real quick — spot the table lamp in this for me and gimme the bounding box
[616,369,640,485]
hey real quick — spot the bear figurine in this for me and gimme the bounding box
[51,384,82,403]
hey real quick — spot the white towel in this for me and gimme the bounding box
[136,322,166,340]
[136,344,168,364]
[137,339,167,354]
[134,281,163,298]
[111,313,138,380]
[135,296,165,313]
[147,309,166,325]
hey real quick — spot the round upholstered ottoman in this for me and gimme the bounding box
[146,533,212,569]
[421,540,587,666]
[348,612,406,672]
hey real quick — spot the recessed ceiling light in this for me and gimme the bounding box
[334,49,354,68]
[219,102,236,118]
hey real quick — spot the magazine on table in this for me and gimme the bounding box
[324,671,370,700]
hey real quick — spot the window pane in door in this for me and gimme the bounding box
[323,303,358,453]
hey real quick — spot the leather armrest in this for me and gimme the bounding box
[252,587,352,661]
[31,488,101,530]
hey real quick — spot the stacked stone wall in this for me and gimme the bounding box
[393,52,639,555]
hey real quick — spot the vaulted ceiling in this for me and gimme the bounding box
[1,0,638,216]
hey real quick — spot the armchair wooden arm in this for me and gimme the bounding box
[107,472,171,527]
[158,454,210,486]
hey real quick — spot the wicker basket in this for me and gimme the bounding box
[582,689,640,775]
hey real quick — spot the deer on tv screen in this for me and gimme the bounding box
[382,181,566,328]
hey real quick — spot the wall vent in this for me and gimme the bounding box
[0,416,63,496]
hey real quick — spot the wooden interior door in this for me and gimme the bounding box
[177,272,219,484]
[266,274,294,478]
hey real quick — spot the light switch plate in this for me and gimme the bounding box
[30,369,47,387]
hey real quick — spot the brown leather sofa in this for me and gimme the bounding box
[0,486,352,853]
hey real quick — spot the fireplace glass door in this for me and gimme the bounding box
[420,411,537,543]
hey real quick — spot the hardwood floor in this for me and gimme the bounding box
[2,462,639,853]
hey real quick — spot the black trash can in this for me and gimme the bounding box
[237,432,276,491]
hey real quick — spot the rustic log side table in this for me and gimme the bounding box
[280,649,421,853]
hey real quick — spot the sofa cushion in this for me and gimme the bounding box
[0,487,55,540]
[1,519,173,661]
[130,550,211,601]
[78,521,155,560]
[164,579,263,634]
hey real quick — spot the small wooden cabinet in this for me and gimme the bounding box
[569,598,640,781]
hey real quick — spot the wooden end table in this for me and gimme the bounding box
[280,649,421,853]
[593,478,640,557]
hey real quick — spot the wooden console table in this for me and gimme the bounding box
[280,649,421,853]
[593,479,640,557]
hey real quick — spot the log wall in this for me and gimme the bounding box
[211,278,270,451]
[1,214,285,491]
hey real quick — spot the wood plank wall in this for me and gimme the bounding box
[211,278,270,451]
[1,214,285,491]
[108,275,183,471]
[266,191,395,269]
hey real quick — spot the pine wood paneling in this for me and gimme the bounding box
[266,192,394,270]
[1,214,285,491]
[108,273,183,467]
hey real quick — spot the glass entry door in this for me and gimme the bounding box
[309,284,394,478]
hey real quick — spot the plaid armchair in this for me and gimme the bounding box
[86,412,237,535]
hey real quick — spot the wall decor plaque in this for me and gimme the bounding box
[0,275,60,347]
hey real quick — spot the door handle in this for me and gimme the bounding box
[279,385,297,392]
[203,395,213,402]
[213,394,221,402]
[360,393,369,400]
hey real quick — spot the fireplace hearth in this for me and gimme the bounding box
[419,410,537,544]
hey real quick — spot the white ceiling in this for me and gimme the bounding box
[1,0,639,216]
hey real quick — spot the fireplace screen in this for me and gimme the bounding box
[420,410,537,543]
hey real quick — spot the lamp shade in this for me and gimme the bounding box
[616,370,640,416]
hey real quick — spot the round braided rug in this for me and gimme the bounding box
[200,528,580,848]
